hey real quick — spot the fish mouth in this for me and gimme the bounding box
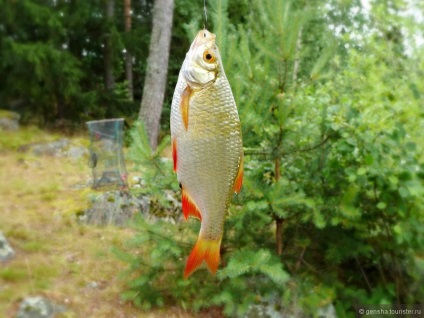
[191,29,216,51]
[183,29,220,89]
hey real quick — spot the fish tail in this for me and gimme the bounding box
[184,237,221,279]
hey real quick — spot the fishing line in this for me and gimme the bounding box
[203,0,208,30]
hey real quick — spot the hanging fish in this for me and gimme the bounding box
[170,29,243,278]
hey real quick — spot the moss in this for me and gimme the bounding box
[0,109,19,119]
[6,226,32,241]
[0,267,28,282]
[0,126,55,150]
[20,241,48,253]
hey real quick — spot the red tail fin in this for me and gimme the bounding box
[184,237,221,279]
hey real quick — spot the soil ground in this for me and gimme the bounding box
[0,127,218,318]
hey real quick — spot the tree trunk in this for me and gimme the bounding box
[104,0,115,91]
[124,0,133,100]
[292,27,302,84]
[138,0,174,150]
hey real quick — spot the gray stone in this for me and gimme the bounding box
[0,231,15,262]
[61,145,89,161]
[131,176,182,222]
[0,110,20,131]
[26,139,70,156]
[80,178,183,226]
[245,296,337,318]
[80,191,148,226]
[317,304,337,318]
[16,297,65,318]
[86,281,99,289]
[19,138,88,160]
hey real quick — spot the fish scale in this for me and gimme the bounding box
[170,29,243,278]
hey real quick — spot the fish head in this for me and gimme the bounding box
[182,29,223,89]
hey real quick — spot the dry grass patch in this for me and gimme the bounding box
[0,128,200,318]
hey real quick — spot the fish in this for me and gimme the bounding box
[170,29,244,278]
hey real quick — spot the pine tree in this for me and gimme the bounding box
[120,0,424,316]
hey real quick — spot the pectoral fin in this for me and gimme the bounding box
[180,85,192,130]
[233,154,244,193]
[181,188,202,221]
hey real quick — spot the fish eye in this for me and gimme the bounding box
[203,50,216,63]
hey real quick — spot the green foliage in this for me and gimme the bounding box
[122,123,293,316]
[120,0,424,316]
[0,0,147,126]
[116,216,190,310]
[127,121,177,210]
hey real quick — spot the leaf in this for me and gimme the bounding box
[405,142,416,152]
[364,154,374,166]
[357,167,367,175]
[399,187,409,198]
[376,202,387,210]
[259,262,289,284]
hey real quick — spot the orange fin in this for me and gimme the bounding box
[172,138,177,172]
[184,237,221,279]
[233,154,244,193]
[182,188,202,221]
[180,85,192,130]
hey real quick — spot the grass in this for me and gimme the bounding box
[0,127,200,318]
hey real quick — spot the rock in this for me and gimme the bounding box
[0,110,20,131]
[86,281,99,289]
[317,303,337,318]
[245,295,337,318]
[0,231,15,262]
[16,297,66,318]
[131,176,182,222]
[19,138,88,160]
[61,145,89,161]
[80,191,148,226]
[20,139,70,156]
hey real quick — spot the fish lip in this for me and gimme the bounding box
[191,29,216,50]
[183,29,219,89]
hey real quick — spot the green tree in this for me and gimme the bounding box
[122,0,424,316]
[0,0,83,123]
[0,0,155,126]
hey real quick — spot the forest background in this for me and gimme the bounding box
[1,0,423,317]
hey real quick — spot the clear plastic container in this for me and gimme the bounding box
[86,118,128,189]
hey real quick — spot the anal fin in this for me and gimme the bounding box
[182,188,202,221]
[233,154,244,193]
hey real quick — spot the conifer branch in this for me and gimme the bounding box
[355,257,372,292]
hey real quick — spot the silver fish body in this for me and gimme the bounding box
[170,29,243,278]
